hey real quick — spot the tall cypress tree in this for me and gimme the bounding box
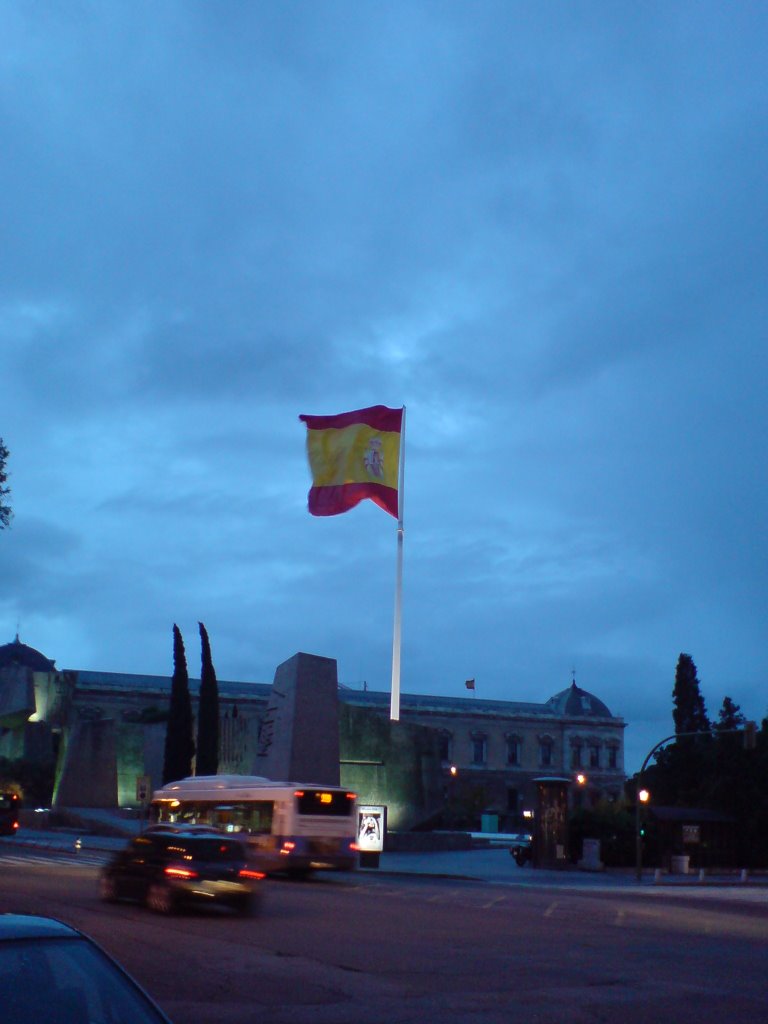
[672,653,710,735]
[661,652,712,806]
[162,624,196,784]
[196,621,219,776]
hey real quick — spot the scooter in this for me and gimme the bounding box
[510,842,531,867]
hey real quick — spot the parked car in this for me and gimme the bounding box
[100,831,265,915]
[509,833,533,866]
[0,913,171,1023]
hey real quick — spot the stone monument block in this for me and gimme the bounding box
[254,652,340,786]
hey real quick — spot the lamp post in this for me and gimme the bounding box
[634,787,650,881]
[633,725,756,883]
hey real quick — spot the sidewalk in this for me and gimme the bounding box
[373,846,768,892]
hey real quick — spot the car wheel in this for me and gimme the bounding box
[146,883,175,914]
[287,868,310,881]
[235,894,260,917]
[99,875,119,903]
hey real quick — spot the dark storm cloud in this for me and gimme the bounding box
[2,2,767,770]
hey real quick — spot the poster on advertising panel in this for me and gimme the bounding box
[357,805,386,854]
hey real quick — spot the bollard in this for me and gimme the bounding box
[740,868,748,883]
[653,868,662,884]
[698,869,706,883]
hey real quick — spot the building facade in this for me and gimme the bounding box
[0,636,626,830]
[339,685,625,830]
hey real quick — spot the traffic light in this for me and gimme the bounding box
[744,721,757,750]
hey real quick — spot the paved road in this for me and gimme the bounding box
[2,847,768,1024]
[4,828,768,898]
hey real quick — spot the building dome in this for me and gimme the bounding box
[0,635,56,673]
[545,681,612,719]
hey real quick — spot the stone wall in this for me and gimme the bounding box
[53,719,119,808]
[339,704,444,830]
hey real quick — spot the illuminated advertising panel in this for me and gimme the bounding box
[357,805,386,853]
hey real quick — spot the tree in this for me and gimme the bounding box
[672,653,710,735]
[0,437,12,529]
[714,696,745,732]
[162,625,196,785]
[196,622,219,776]
[637,659,768,866]
[646,653,712,807]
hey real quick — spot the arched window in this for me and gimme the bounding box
[588,741,601,769]
[539,735,554,768]
[438,730,453,763]
[505,734,522,766]
[470,732,487,766]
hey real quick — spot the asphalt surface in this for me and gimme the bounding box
[6,816,768,895]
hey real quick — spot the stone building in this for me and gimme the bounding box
[0,635,625,830]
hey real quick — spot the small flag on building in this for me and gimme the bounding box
[465,679,475,690]
[299,405,403,518]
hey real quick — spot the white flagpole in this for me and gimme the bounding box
[390,406,406,721]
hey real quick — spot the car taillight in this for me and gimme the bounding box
[238,868,266,880]
[349,842,360,852]
[12,821,19,830]
[164,865,198,880]
[279,841,296,856]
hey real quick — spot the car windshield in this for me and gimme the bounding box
[0,936,168,1023]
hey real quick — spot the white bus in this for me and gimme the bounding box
[150,775,358,876]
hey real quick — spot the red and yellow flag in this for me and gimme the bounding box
[299,405,403,518]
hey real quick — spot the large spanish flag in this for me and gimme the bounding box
[299,405,403,518]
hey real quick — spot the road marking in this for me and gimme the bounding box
[544,901,559,917]
[482,896,507,909]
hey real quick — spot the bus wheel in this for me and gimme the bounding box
[146,884,175,914]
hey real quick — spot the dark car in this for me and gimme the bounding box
[509,832,533,866]
[143,823,225,835]
[0,791,20,836]
[100,831,265,915]
[0,913,171,1023]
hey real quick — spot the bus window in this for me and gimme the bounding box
[295,790,354,817]
[214,801,273,834]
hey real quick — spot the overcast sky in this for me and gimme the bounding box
[2,2,766,774]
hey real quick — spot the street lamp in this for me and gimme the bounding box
[633,724,757,883]
[635,786,650,881]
